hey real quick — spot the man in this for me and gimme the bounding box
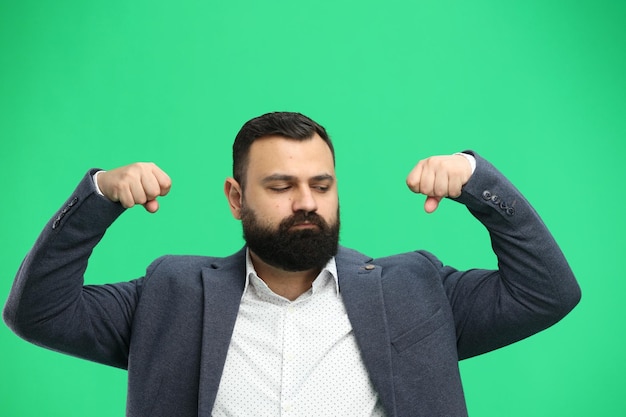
[3,112,580,416]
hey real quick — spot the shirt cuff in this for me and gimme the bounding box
[92,171,106,196]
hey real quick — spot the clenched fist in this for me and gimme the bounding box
[97,162,172,213]
[406,154,472,213]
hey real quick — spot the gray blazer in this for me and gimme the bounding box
[3,154,581,416]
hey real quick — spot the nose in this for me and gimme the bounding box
[292,187,318,214]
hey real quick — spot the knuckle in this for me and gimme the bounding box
[120,199,135,209]
[406,179,420,191]
[145,190,159,200]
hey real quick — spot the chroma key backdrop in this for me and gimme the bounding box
[1,1,624,416]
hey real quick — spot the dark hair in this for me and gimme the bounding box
[232,112,335,187]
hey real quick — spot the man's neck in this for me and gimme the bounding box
[249,251,321,301]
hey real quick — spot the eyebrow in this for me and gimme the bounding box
[261,174,335,184]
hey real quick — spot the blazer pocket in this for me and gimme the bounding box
[391,307,445,353]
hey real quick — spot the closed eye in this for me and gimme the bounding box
[310,174,334,193]
[269,186,291,192]
[312,185,330,192]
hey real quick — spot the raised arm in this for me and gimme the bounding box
[3,163,171,368]
[406,152,580,359]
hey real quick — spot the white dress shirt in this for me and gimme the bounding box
[212,251,386,416]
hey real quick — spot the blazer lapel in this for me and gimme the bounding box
[197,248,247,416]
[336,247,396,416]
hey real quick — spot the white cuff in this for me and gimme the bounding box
[92,171,106,196]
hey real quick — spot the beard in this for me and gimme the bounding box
[241,205,340,272]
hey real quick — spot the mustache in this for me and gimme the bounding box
[279,211,328,230]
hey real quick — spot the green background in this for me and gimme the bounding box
[1,0,624,415]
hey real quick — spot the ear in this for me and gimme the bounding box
[224,177,243,220]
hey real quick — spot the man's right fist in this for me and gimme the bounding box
[97,162,172,213]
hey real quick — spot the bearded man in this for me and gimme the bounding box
[3,112,580,416]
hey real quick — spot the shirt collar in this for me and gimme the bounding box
[243,248,340,298]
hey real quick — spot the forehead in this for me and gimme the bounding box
[246,134,335,178]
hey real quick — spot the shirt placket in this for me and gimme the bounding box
[280,301,300,416]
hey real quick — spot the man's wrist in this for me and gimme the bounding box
[454,152,476,174]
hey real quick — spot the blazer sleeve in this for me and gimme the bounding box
[439,152,581,360]
[2,169,139,369]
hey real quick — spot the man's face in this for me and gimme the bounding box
[239,134,340,271]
